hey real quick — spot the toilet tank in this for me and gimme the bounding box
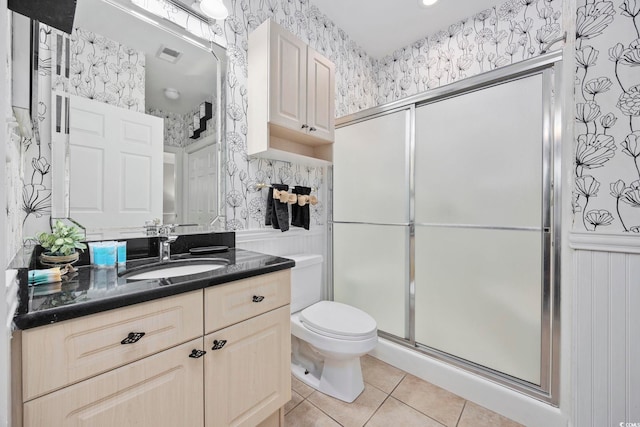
[286,254,324,313]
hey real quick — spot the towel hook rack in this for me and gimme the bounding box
[255,182,318,193]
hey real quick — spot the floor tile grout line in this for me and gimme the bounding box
[455,400,468,427]
[362,379,395,396]
[305,397,347,426]
[361,391,392,427]
[386,372,407,397]
[284,395,304,416]
[387,373,467,427]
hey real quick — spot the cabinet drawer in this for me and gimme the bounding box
[22,290,203,401]
[24,338,205,427]
[205,270,290,333]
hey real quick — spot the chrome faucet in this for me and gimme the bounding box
[158,224,178,262]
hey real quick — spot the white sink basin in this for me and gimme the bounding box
[122,258,228,280]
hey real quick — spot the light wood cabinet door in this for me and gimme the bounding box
[22,290,203,401]
[306,46,335,142]
[269,21,307,132]
[204,270,290,334]
[24,338,205,427]
[204,305,291,427]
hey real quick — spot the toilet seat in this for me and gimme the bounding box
[300,301,377,341]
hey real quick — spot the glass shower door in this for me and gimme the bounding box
[332,109,411,338]
[414,74,547,385]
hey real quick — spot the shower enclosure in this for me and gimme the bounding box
[330,52,562,403]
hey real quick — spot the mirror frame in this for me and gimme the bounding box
[35,0,227,236]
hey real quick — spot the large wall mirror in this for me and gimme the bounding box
[40,0,226,239]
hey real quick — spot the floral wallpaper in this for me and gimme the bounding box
[373,0,563,103]
[573,0,640,233]
[68,27,146,112]
[21,24,56,240]
[147,108,189,147]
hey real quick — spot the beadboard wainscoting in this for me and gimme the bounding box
[571,233,640,427]
[235,228,327,258]
[236,228,328,299]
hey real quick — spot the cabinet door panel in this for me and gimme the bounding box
[205,306,291,427]
[24,338,205,427]
[269,23,307,131]
[306,47,335,142]
[22,290,203,401]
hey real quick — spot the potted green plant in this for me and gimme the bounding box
[36,220,87,266]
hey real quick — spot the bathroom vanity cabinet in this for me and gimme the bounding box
[204,270,291,427]
[16,270,291,427]
[248,18,335,164]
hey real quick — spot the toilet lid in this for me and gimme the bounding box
[300,301,377,340]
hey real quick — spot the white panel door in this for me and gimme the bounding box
[185,142,217,225]
[333,109,411,224]
[68,95,163,230]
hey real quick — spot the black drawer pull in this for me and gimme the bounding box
[189,349,206,358]
[252,295,265,303]
[301,124,309,129]
[309,126,317,132]
[212,339,227,350]
[121,332,145,344]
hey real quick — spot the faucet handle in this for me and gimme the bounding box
[158,224,176,236]
[144,220,160,235]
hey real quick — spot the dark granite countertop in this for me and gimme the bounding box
[13,233,295,330]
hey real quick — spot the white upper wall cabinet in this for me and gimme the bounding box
[248,19,335,164]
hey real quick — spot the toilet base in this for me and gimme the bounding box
[291,356,365,403]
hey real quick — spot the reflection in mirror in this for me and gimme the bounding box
[43,0,225,240]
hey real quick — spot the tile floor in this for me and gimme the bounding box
[284,355,524,427]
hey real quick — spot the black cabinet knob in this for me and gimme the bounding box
[252,295,265,303]
[121,332,145,345]
[212,339,227,350]
[309,126,317,132]
[301,124,309,129]
[189,349,206,358]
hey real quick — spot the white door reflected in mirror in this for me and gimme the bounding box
[66,95,164,233]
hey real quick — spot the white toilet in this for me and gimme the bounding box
[287,254,378,403]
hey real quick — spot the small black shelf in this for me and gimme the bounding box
[189,101,212,139]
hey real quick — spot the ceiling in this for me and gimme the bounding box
[312,0,506,59]
[74,0,217,114]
